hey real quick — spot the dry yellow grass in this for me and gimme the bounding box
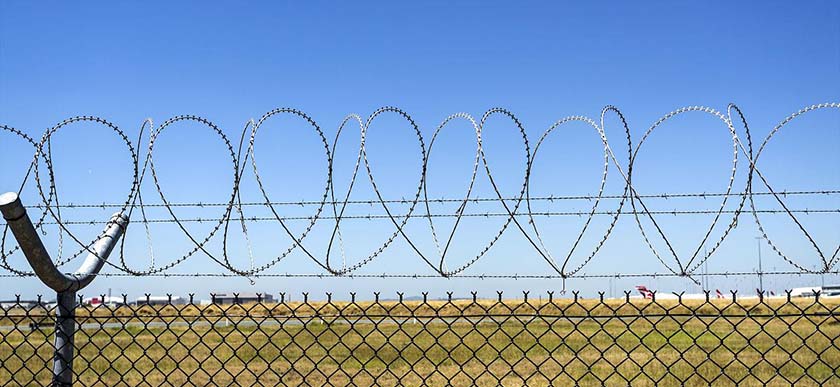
[1,297,838,386]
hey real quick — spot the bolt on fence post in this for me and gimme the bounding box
[0,192,128,387]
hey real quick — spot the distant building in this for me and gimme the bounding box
[823,285,840,297]
[211,292,274,305]
[789,285,840,298]
[135,296,186,306]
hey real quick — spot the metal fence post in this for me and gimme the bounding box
[53,291,77,386]
[0,192,128,387]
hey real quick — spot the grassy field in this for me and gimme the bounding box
[1,298,838,386]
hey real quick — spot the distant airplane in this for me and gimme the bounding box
[81,296,125,306]
[757,289,776,296]
[635,285,725,300]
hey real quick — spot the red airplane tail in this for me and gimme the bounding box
[635,286,653,299]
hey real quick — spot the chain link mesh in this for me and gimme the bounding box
[1,291,838,386]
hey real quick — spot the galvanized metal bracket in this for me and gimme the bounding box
[0,192,128,293]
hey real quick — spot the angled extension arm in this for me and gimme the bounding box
[0,191,128,387]
[0,192,127,292]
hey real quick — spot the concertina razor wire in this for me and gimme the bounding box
[1,103,839,286]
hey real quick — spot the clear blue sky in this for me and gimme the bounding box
[1,1,838,301]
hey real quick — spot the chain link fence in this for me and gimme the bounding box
[1,291,838,386]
